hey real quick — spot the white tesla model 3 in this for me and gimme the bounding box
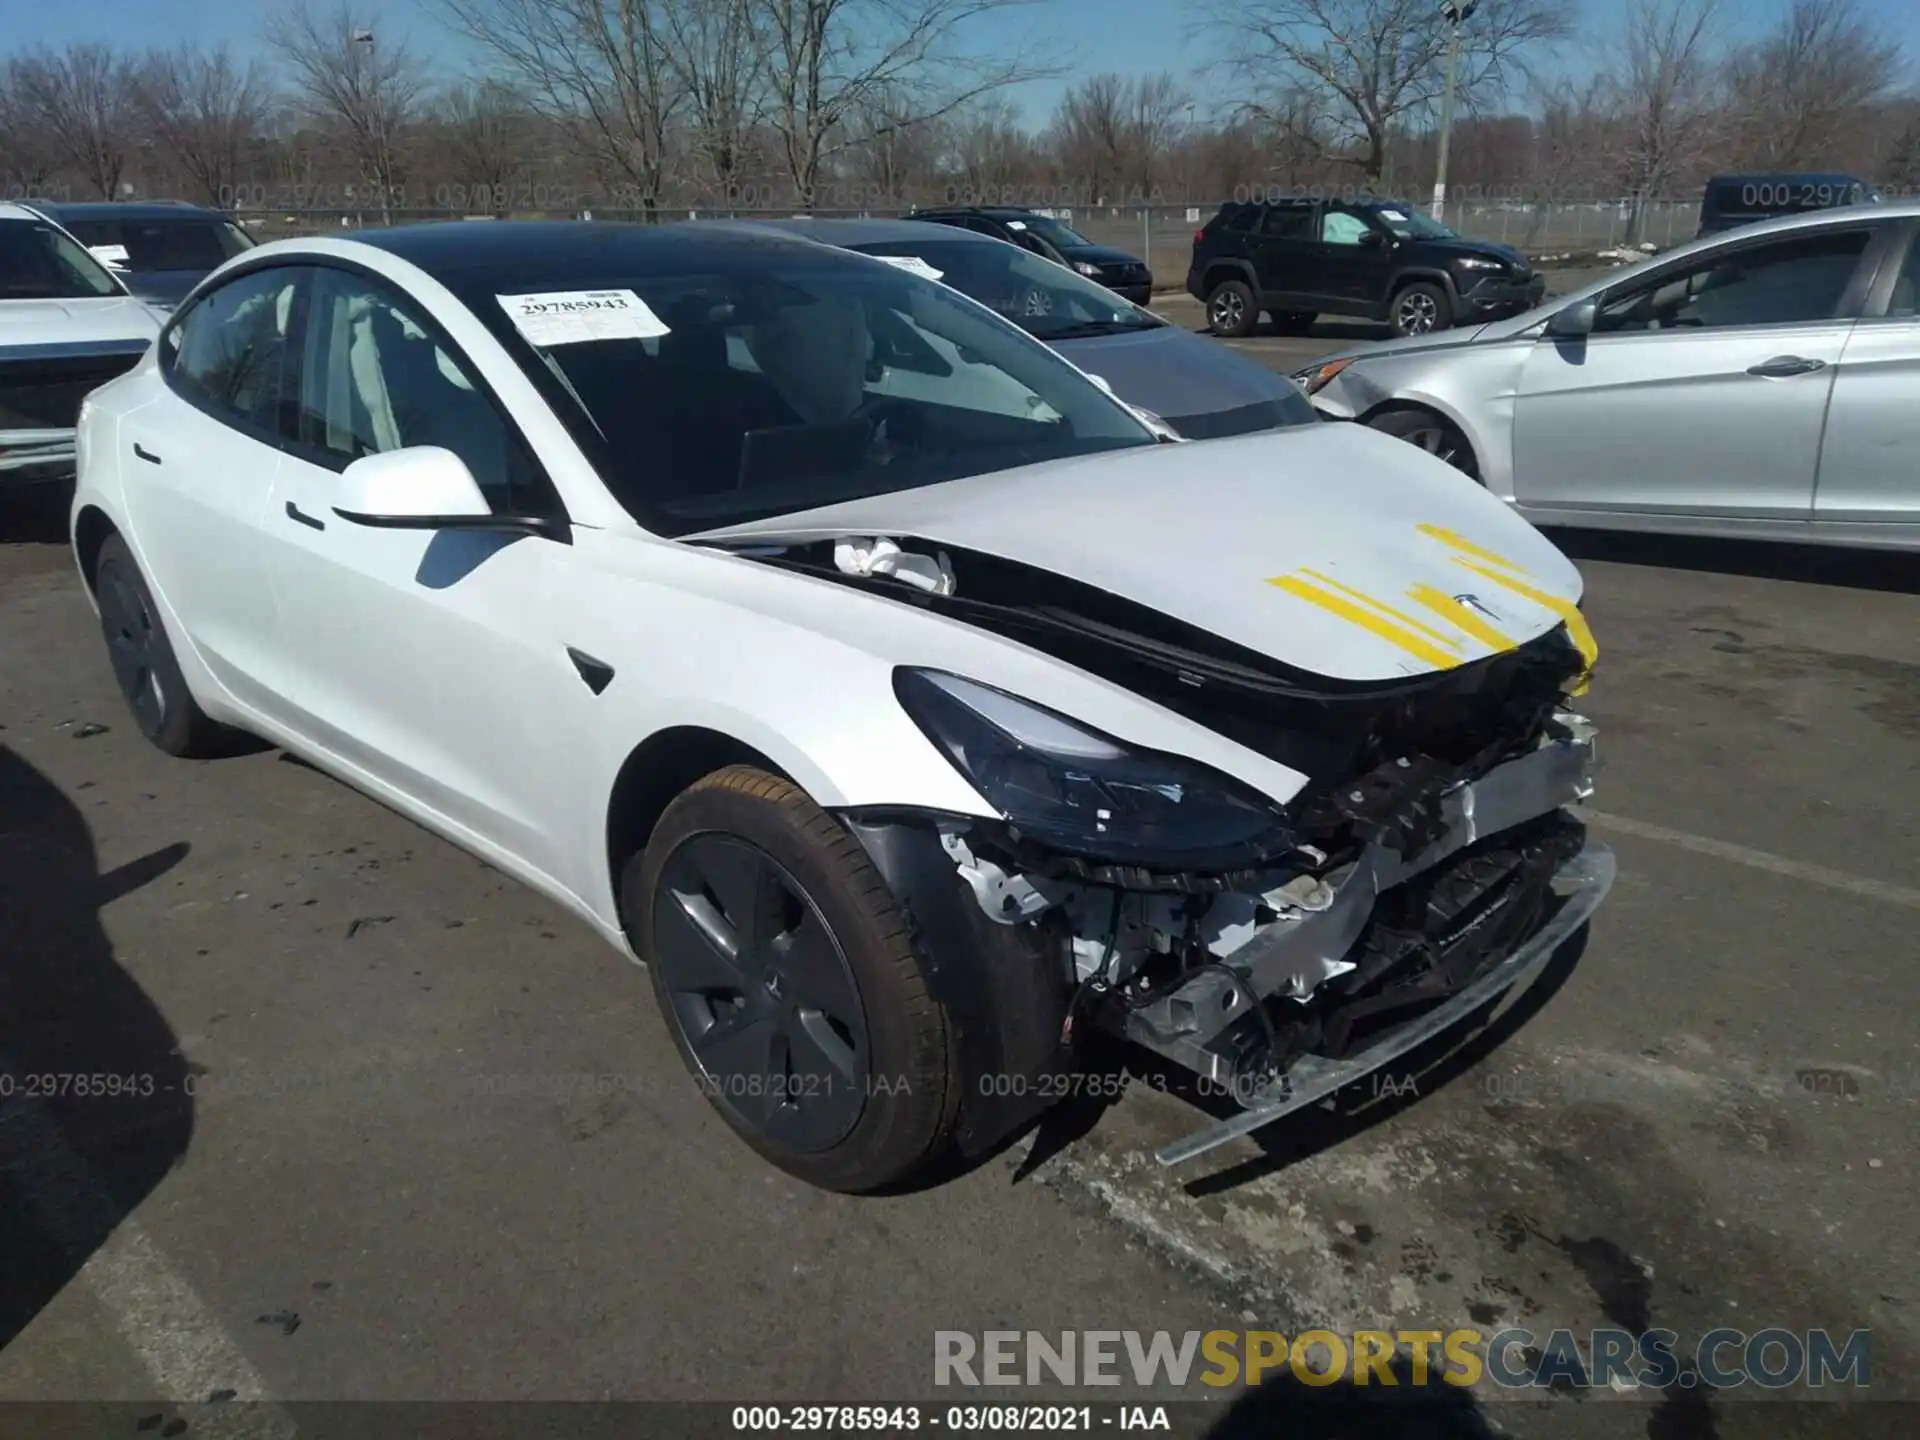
[71,221,1615,1190]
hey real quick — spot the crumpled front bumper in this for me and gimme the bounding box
[1120,716,1608,1164]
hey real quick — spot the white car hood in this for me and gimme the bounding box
[0,295,162,349]
[688,423,1593,684]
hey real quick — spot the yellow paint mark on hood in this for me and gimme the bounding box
[1407,582,1519,655]
[1416,522,1532,575]
[1267,574,1463,671]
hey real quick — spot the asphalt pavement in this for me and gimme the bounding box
[2,299,1916,1437]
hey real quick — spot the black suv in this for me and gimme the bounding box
[906,207,1154,304]
[1187,198,1545,338]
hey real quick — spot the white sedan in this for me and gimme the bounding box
[72,220,1615,1190]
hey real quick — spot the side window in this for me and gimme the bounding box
[1320,209,1373,246]
[294,267,556,513]
[1224,207,1258,233]
[164,265,301,437]
[1594,229,1871,334]
[1884,236,1919,319]
[1259,205,1315,240]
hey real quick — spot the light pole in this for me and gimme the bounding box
[1428,0,1477,222]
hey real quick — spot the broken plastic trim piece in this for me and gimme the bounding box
[1152,842,1616,1168]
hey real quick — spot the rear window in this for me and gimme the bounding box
[62,218,253,274]
[0,219,121,299]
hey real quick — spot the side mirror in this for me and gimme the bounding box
[1545,297,1598,339]
[1358,230,1387,249]
[332,446,565,541]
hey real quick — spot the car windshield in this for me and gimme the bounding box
[1373,207,1456,240]
[61,217,254,273]
[0,220,123,299]
[848,239,1162,340]
[1011,215,1091,249]
[470,247,1158,537]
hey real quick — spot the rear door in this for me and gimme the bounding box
[1814,225,1920,529]
[1251,202,1322,306]
[121,263,305,721]
[1511,224,1878,523]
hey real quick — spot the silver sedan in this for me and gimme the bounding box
[1296,202,1920,552]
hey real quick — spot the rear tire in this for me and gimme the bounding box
[93,534,230,758]
[1367,406,1480,479]
[1206,278,1259,337]
[625,765,961,1193]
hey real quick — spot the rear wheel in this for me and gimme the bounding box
[93,534,229,757]
[625,765,961,1192]
[1206,278,1259,337]
[1367,407,1480,478]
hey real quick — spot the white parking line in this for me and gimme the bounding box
[1,1061,293,1432]
[1580,808,1920,911]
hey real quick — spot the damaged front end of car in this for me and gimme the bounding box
[724,535,1615,1166]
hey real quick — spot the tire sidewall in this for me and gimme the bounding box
[1207,279,1257,337]
[94,536,201,756]
[1392,281,1451,336]
[626,775,950,1191]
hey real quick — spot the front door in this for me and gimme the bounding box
[1511,225,1876,522]
[261,262,583,880]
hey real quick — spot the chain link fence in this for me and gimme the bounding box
[240,197,1706,291]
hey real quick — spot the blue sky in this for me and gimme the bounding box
[3,0,1914,124]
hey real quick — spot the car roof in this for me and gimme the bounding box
[334,219,889,290]
[1704,171,1868,185]
[35,201,231,222]
[710,216,998,248]
[913,206,1036,219]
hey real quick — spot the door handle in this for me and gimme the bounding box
[132,442,162,465]
[285,500,326,531]
[1747,355,1826,378]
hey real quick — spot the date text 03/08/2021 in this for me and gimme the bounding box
[731,1407,1169,1432]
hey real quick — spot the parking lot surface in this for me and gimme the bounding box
[2,297,1915,1435]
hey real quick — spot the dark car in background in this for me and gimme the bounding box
[26,202,254,311]
[1696,173,1880,237]
[905,206,1154,304]
[723,217,1315,439]
[1189,197,1546,338]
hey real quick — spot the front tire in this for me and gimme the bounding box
[1390,281,1451,336]
[1206,278,1259,337]
[625,765,961,1192]
[1367,406,1480,478]
[93,534,229,758]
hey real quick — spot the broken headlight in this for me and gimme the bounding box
[894,669,1295,869]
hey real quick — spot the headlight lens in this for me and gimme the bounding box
[894,669,1294,868]
[1072,260,1102,276]
[1455,256,1505,272]
[1292,357,1353,395]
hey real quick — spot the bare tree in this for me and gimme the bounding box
[432,79,537,213]
[1193,0,1570,185]
[133,46,276,208]
[751,0,1056,210]
[1600,0,1726,241]
[0,66,66,197]
[10,44,139,198]
[266,3,429,222]
[1722,0,1902,171]
[1124,72,1189,199]
[950,97,1035,200]
[662,0,764,203]
[434,0,680,219]
[839,86,948,206]
[1050,74,1128,205]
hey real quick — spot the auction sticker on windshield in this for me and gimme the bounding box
[871,255,945,281]
[498,289,671,347]
[1378,209,1408,222]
